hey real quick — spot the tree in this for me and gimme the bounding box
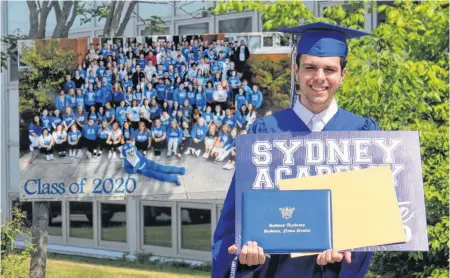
[214,0,449,277]
[247,55,291,112]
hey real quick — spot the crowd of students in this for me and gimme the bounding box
[27,37,266,170]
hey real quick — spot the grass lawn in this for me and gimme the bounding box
[5,254,210,278]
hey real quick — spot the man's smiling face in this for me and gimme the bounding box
[295,54,346,112]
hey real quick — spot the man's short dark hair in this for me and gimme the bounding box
[296,54,347,72]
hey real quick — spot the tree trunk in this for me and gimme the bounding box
[36,0,52,39]
[116,1,138,36]
[52,1,74,38]
[27,1,39,38]
[61,2,79,38]
[102,1,117,37]
[29,201,50,278]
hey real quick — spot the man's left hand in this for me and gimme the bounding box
[316,249,351,265]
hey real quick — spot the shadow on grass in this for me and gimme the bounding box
[46,253,211,276]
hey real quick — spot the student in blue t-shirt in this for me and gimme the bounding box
[28,116,43,151]
[148,98,161,121]
[75,88,85,109]
[96,120,112,158]
[184,117,208,157]
[65,89,77,110]
[186,84,197,107]
[104,102,116,126]
[56,90,67,112]
[202,122,219,159]
[68,124,83,158]
[228,70,241,102]
[64,75,76,93]
[121,121,133,144]
[74,105,86,130]
[210,124,231,162]
[221,128,238,169]
[84,83,96,112]
[95,81,106,110]
[132,121,152,155]
[195,85,207,111]
[127,99,141,130]
[174,83,187,105]
[81,118,100,159]
[51,110,63,131]
[40,109,52,131]
[62,107,76,131]
[115,100,128,127]
[160,111,171,131]
[223,108,237,129]
[166,119,183,158]
[144,83,156,101]
[234,87,247,111]
[97,106,107,124]
[151,118,166,156]
[247,85,263,109]
[205,81,215,107]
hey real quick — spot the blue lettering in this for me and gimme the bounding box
[24,179,38,195]
[69,182,80,194]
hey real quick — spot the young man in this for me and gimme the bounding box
[212,22,380,278]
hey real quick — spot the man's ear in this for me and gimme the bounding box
[340,68,347,83]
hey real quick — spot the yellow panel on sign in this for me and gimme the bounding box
[278,166,406,258]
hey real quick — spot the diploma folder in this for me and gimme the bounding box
[242,190,333,254]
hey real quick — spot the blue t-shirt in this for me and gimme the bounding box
[82,124,100,140]
[63,114,75,126]
[105,108,115,121]
[40,116,51,130]
[51,116,62,128]
[133,129,151,142]
[98,127,112,140]
[151,126,165,138]
[75,112,86,124]
[127,106,140,122]
[122,128,132,141]
[115,107,128,124]
[28,122,43,136]
[68,130,82,144]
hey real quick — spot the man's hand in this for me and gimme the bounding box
[228,241,265,266]
[316,249,351,265]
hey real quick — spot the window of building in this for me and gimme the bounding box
[180,207,211,251]
[69,201,93,239]
[376,1,396,25]
[218,17,252,33]
[263,36,274,47]
[143,205,172,247]
[178,23,209,35]
[100,203,127,242]
[174,0,213,17]
[248,35,262,50]
[48,202,62,237]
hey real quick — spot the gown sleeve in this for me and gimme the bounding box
[211,118,271,278]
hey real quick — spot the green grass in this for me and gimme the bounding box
[65,224,211,251]
[70,227,93,239]
[4,253,210,278]
[181,224,211,251]
[144,225,172,247]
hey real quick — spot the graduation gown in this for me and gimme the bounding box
[212,107,380,278]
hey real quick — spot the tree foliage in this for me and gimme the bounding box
[214,0,449,277]
[19,39,79,113]
[1,208,36,278]
[248,56,292,112]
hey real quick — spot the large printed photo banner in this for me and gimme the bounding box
[235,131,429,252]
[18,33,293,201]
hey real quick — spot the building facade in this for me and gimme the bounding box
[0,0,388,262]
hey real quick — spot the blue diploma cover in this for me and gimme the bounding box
[242,190,333,253]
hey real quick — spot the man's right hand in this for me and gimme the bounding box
[228,241,266,266]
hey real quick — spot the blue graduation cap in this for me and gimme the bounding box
[277,22,370,58]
